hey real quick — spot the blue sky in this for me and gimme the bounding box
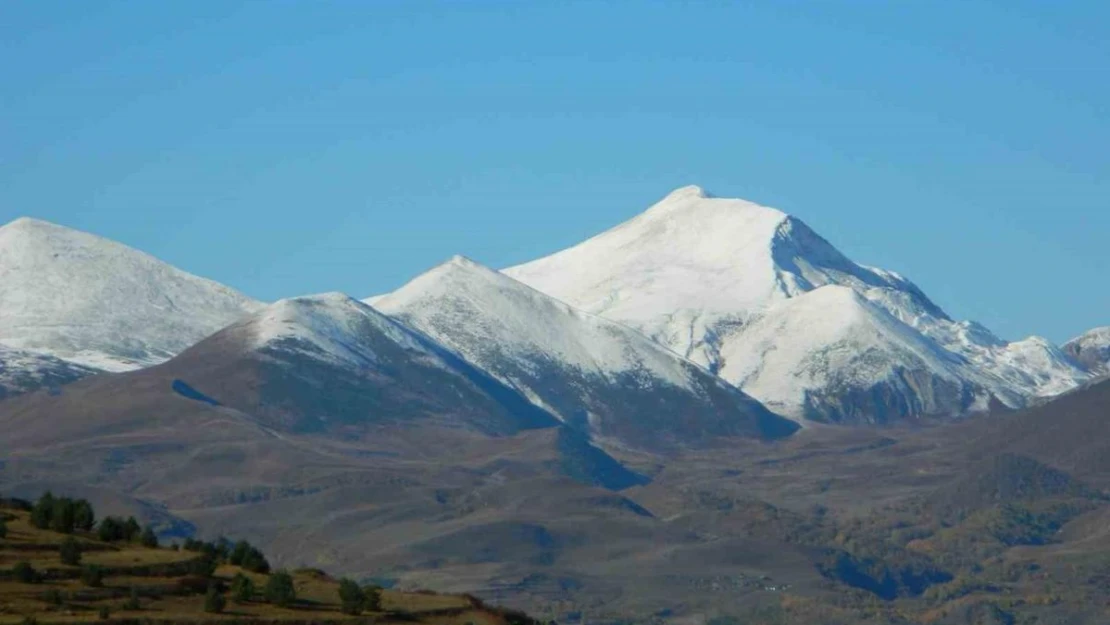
[1,0,1106,343]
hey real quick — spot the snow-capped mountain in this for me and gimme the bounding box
[0,217,262,372]
[373,256,796,447]
[506,185,1089,422]
[0,345,97,400]
[166,292,559,435]
[1064,327,1110,375]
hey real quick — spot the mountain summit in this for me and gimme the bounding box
[0,217,261,371]
[506,186,1088,422]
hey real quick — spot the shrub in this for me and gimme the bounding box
[338,578,382,614]
[122,587,141,611]
[140,527,158,548]
[59,536,82,566]
[13,561,37,583]
[50,498,77,534]
[43,588,65,607]
[265,570,296,607]
[231,573,256,603]
[189,554,218,577]
[204,584,227,614]
[98,517,125,542]
[82,565,105,587]
[31,492,54,529]
[74,500,96,532]
[338,578,365,615]
[123,517,141,542]
[0,515,7,539]
[98,606,111,620]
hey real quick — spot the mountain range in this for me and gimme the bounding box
[1,187,1100,427]
[2,187,1109,623]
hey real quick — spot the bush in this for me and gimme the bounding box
[43,588,65,607]
[98,517,125,542]
[31,492,55,529]
[14,561,38,584]
[59,536,82,566]
[82,565,105,587]
[140,526,158,548]
[122,587,141,611]
[338,578,382,615]
[74,500,96,532]
[0,515,7,539]
[189,554,218,577]
[98,606,111,620]
[123,517,141,542]
[265,570,296,607]
[231,573,256,603]
[51,498,77,534]
[242,546,270,573]
[204,584,227,614]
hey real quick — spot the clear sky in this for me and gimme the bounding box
[1,1,1107,343]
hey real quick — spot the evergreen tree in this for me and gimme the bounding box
[241,546,270,574]
[97,517,124,542]
[82,565,104,587]
[13,561,37,584]
[365,584,382,612]
[122,587,141,611]
[73,500,95,532]
[204,584,227,614]
[140,526,158,548]
[229,540,250,566]
[59,536,82,566]
[231,573,256,603]
[30,492,54,529]
[338,578,366,615]
[264,570,296,607]
[51,498,77,534]
[0,515,7,539]
[97,606,110,620]
[123,517,141,541]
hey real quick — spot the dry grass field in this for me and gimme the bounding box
[0,506,532,625]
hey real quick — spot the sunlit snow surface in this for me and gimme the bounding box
[0,217,261,372]
[505,186,1090,417]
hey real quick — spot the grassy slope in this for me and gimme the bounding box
[0,508,527,625]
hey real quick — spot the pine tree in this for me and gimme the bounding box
[123,517,141,542]
[140,526,158,548]
[73,500,95,532]
[231,573,256,603]
[338,578,365,615]
[264,570,296,607]
[59,536,82,566]
[82,565,104,587]
[30,492,54,529]
[204,584,227,614]
[13,561,37,584]
[0,515,7,539]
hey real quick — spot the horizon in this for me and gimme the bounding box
[3,1,1108,344]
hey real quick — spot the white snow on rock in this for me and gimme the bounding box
[505,186,1089,420]
[371,255,786,442]
[0,344,99,399]
[0,217,262,371]
[243,292,445,370]
[1064,326,1110,375]
[375,256,699,391]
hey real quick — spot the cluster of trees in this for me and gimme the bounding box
[181,536,271,574]
[5,491,390,619]
[338,577,382,615]
[29,493,95,534]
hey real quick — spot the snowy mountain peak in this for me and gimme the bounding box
[0,217,261,371]
[374,255,793,446]
[1064,326,1110,374]
[505,187,1089,421]
[247,292,431,366]
[661,184,711,200]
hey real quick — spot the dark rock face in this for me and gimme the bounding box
[802,366,983,425]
